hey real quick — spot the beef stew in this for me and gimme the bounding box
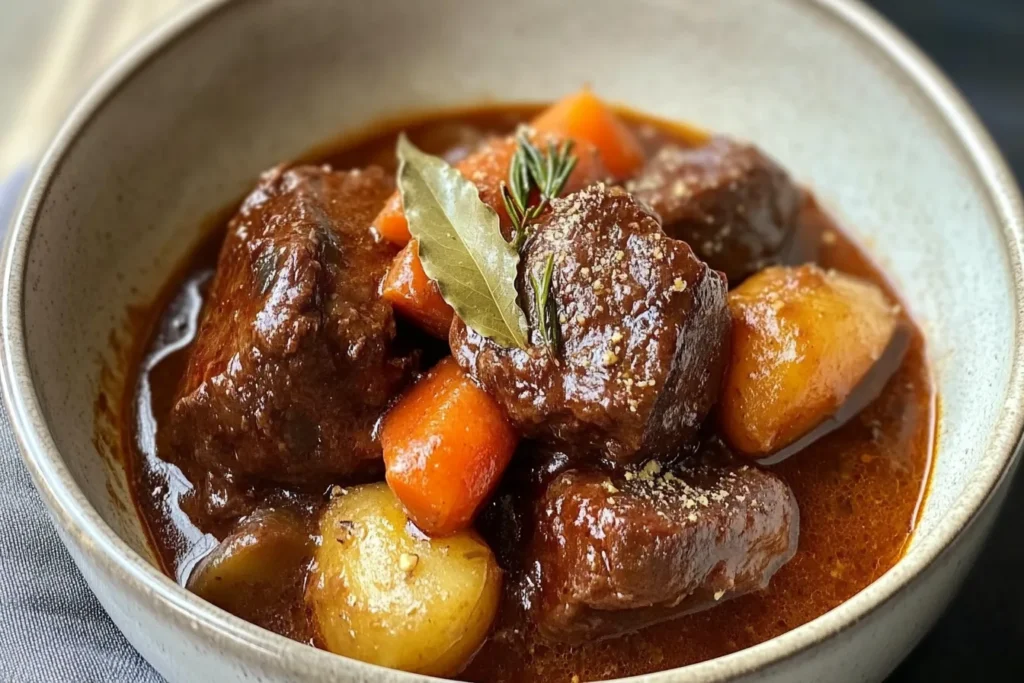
[118,93,934,681]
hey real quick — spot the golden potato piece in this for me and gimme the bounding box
[307,483,501,677]
[720,264,897,456]
[187,508,314,629]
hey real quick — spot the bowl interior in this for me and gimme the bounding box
[8,0,1020,672]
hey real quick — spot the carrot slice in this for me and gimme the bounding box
[531,89,644,180]
[381,358,518,536]
[381,240,454,339]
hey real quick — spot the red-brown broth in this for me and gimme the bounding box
[119,105,935,681]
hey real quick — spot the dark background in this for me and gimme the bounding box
[868,0,1024,679]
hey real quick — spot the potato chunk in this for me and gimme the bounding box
[187,508,314,636]
[720,265,897,456]
[307,483,501,677]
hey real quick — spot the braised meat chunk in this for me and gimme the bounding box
[451,185,731,464]
[529,456,799,643]
[627,137,800,283]
[169,165,414,491]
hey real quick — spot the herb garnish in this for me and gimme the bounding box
[396,134,530,349]
[501,129,578,252]
[531,253,560,355]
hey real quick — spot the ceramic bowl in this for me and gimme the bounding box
[3,0,1023,681]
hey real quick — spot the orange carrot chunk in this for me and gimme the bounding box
[531,89,644,180]
[381,358,518,536]
[373,192,409,245]
[380,240,454,339]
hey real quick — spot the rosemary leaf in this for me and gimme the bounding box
[510,145,531,211]
[531,253,560,354]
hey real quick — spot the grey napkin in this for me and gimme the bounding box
[0,170,162,683]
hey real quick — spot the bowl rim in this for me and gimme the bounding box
[2,0,1023,681]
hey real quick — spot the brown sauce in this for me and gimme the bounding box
[120,105,935,681]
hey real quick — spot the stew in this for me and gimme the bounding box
[118,93,934,681]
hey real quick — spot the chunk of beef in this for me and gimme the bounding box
[529,455,799,643]
[627,137,800,283]
[451,185,731,464]
[169,165,414,492]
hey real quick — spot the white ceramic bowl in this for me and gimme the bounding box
[3,1,1023,681]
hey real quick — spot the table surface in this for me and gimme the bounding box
[0,0,1021,680]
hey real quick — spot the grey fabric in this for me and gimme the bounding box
[0,170,162,682]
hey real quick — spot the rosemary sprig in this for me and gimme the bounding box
[530,253,560,355]
[501,129,578,252]
[522,136,577,210]
[500,128,575,356]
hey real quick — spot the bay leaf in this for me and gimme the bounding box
[396,134,529,349]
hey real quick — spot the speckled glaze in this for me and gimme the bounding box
[2,0,1022,681]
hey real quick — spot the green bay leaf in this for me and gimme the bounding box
[396,134,529,349]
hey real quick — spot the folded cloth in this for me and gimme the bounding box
[0,170,163,682]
